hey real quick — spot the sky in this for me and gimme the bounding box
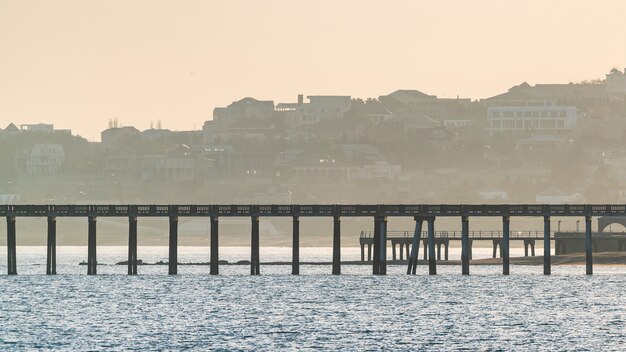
[1,0,626,141]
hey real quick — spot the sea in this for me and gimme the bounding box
[0,246,624,351]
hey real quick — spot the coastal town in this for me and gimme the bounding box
[2,67,626,206]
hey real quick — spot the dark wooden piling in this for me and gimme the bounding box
[47,216,57,275]
[292,216,299,275]
[332,215,341,275]
[543,216,551,275]
[585,215,593,275]
[128,216,138,275]
[461,215,469,275]
[251,215,260,275]
[7,216,17,275]
[87,215,97,275]
[210,216,219,275]
[502,215,510,275]
[168,215,178,275]
[407,217,423,275]
[427,217,436,275]
[372,216,380,275]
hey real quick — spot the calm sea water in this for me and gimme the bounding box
[1,247,625,351]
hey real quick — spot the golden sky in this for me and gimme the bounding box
[1,0,626,140]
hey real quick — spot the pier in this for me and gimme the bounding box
[2,204,626,276]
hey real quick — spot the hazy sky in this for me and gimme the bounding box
[1,0,626,140]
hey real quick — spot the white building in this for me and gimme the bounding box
[284,95,351,135]
[478,188,509,201]
[348,161,402,182]
[26,144,65,174]
[535,187,586,204]
[487,101,577,134]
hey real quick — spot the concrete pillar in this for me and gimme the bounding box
[436,242,442,260]
[251,215,260,275]
[210,216,219,275]
[524,241,529,257]
[7,216,17,275]
[168,216,178,275]
[360,244,365,262]
[502,216,510,275]
[461,216,469,275]
[427,218,436,275]
[47,216,57,275]
[423,240,428,260]
[531,241,536,256]
[367,243,372,262]
[444,240,449,261]
[407,217,423,275]
[372,217,380,275]
[128,216,137,275]
[492,240,498,258]
[380,217,387,275]
[88,216,97,275]
[292,216,300,275]
[468,239,473,260]
[405,242,410,260]
[585,215,593,275]
[544,216,551,275]
[332,216,341,275]
[392,242,397,261]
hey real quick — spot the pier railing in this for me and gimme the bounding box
[2,203,626,217]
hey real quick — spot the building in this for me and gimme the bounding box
[212,97,275,124]
[101,126,140,145]
[283,95,351,135]
[535,187,586,204]
[479,188,509,201]
[487,101,577,134]
[606,68,626,94]
[26,144,65,174]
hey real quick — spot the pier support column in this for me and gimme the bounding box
[436,242,442,260]
[492,240,499,258]
[524,241,529,257]
[251,215,260,275]
[292,216,300,275]
[392,242,397,261]
[380,217,388,275]
[332,216,341,275]
[502,216,510,275]
[585,215,593,275]
[468,239,473,260]
[87,216,97,275]
[544,216,551,275]
[427,217,436,275]
[407,217,423,275]
[360,243,365,262]
[168,216,178,275]
[210,216,219,275]
[461,216,469,275]
[423,240,428,260]
[367,243,372,262]
[444,240,449,261]
[7,216,16,275]
[372,217,380,275]
[405,243,410,260]
[531,241,536,256]
[128,216,137,275]
[47,216,57,275]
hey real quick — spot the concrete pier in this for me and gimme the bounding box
[585,215,593,275]
[168,215,178,275]
[407,217,423,275]
[87,216,97,275]
[427,217,436,275]
[251,215,260,275]
[128,216,137,275]
[502,216,510,275]
[7,216,17,275]
[47,216,57,275]
[332,216,341,275]
[210,216,219,275]
[380,217,388,275]
[292,216,300,275]
[372,217,380,275]
[544,216,551,275]
[461,216,469,275]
